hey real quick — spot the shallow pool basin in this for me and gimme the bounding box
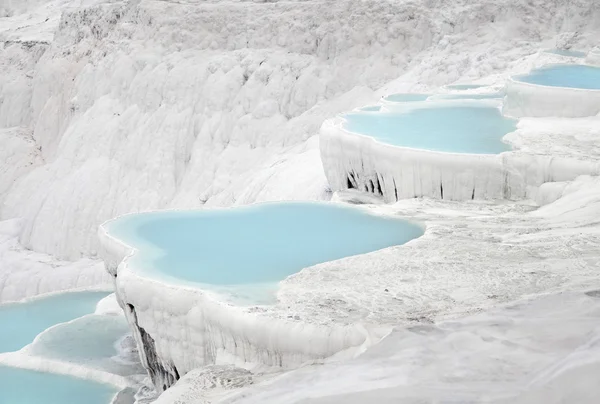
[384,93,430,102]
[0,365,117,404]
[0,292,110,353]
[105,203,423,292]
[342,103,517,154]
[544,49,586,58]
[445,84,487,91]
[504,64,600,117]
[513,64,600,90]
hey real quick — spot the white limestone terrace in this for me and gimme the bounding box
[97,203,425,392]
[136,174,600,403]
[320,92,600,202]
[503,64,600,118]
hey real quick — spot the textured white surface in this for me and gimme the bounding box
[221,289,600,404]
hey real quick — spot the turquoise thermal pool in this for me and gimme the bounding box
[0,365,117,404]
[384,93,430,102]
[513,64,600,90]
[445,84,486,90]
[105,203,423,290]
[544,49,586,58]
[28,314,128,364]
[342,104,517,154]
[0,291,110,353]
[430,92,504,100]
[359,105,382,112]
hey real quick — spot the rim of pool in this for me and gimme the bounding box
[335,99,519,157]
[0,361,124,404]
[0,286,113,305]
[509,63,600,92]
[543,48,587,58]
[100,201,425,305]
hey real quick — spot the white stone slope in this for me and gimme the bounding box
[1,0,599,263]
[221,288,600,404]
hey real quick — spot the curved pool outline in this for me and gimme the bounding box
[0,290,112,353]
[510,63,600,91]
[383,93,431,103]
[337,99,518,156]
[0,362,121,404]
[503,64,600,118]
[444,83,488,91]
[99,201,425,305]
[543,49,587,58]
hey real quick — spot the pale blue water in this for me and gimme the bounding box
[431,92,503,100]
[29,314,129,363]
[343,105,517,154]
[545,49,586,58]
[515,65,600,90]
[28,314,143,377]
[0,365,116,404]
[360,105,381,112]
[106,203,423,287]
[385,93,430,102]
[0,291,109,353]
[445,84,486,90]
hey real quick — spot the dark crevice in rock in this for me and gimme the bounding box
[126,303,180,392]
[348,171,358,190]
[373,175,383,196]
[440,183,444,199]
[472,188,476,200]
[347,175,355,189]
[586,290,600,298]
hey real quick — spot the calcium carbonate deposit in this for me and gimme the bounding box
[1,0,600,403]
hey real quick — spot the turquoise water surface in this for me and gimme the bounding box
[343,105,517,154]
[545,49,586,58]
[28,314,142,377]
[445,84,486,90]
[514,64,600,90]
[106,203,423,287]
[430,92,504,100]
[384,93,430,102]
[0,291,109,353]
[0,365,117,404]
[360,105,382,112]
[29,314,129,363]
